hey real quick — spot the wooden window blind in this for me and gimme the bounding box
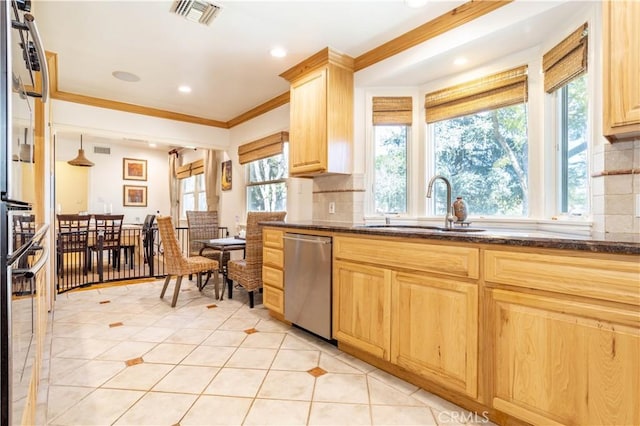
[372,96,413,125]
[238,131,288,165]
[176,159,204,179]
[424,65,528,123]
[543,23,588,93]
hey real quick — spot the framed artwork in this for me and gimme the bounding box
[221,160,232,191]
[123,158,147,181]
[123,185,147,207]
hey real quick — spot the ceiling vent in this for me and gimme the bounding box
[170,0,222,26]
[93,146,111,155]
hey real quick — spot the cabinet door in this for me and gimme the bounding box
[289,69,327,175]
[603,0,640,140]
[391,272,478,397]
[333,260,391,360]
[490,289,640,426]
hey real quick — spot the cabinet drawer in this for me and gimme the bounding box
[485,250,640,306]
[263,247,284,268]
[263,228,284,249]
[334,236,479,279]
[262,265,283,289]
[263,285,284,314]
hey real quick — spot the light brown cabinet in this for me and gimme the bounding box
[485,248,640,425]
[280,48,354,176]
[262,228,285,315]
[333,260,392,360]
[603,0,640,141]
[391,272,478,398]
[490,289,639,425]
[332,235,480,396]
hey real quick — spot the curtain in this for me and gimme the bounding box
[168,152,181,223]
[204,149,219,212]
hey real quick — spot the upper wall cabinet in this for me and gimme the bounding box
[280,48,354,176]
[603,0,640,141]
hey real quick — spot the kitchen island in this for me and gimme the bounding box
[262,222,640,426]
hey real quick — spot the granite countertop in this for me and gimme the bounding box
[262,221,640,255]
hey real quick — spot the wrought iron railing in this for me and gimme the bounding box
[56,226,194,293]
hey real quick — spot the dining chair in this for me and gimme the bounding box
[156,216,220,307]
[89,214,124,282]
[141,214,156,270]
[227,211,286,308]
[56,214,91,277]
[186,210,230,274]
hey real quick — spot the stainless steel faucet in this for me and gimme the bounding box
[426,175,456,229]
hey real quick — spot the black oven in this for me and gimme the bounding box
[1,0,49,423]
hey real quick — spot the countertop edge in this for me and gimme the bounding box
[260,222,640,255]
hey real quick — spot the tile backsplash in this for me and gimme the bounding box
[591,139,639,241]
[312,174,365,224]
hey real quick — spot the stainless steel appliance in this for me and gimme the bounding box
[1,0,49,423]
[283,233,332,340]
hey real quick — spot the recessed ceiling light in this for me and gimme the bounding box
[404,0,428,8]
[453,57,468,66]
[270,47,287,58]
[148,142,157,148]
[178,85,192,93]
[112,71,140,82]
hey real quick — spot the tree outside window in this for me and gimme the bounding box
[558,74,588,215]
[247,148,287,212]
[181,174,206,218]
[374,125,408,214]
[432,104,529,217]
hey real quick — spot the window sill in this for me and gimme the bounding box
[363,215,593,238]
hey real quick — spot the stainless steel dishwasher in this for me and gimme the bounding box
[284,233,332,339]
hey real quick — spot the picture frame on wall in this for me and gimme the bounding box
[221,160,232,191]
[123,185,147,207]
[123,158,147,181]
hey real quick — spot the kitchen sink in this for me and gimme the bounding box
[359,224,485,233]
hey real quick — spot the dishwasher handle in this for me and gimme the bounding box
[283,234,332,244]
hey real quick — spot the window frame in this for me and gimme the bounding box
[180,173,206,219]
[245,145,288,212]
[365,92,417,219]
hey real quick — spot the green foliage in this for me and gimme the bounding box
[433,104,528,216]
[374,126,408,213]
[248,154,287,212]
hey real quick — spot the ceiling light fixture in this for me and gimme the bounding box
[270,47,287,58]
[453,57,468,66]
[68,134,94,167]
[112,70,140,82]
[178,85,192,93]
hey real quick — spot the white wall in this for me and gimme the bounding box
[51,100,230,149]
[223,104,312,230]
[54,134,170,223]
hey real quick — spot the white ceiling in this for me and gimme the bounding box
[33,0,585,127]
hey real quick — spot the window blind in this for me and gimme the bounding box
[424,65,528,123]
[238,131,288,165]
[543,23,588,93]
[176,159,204,179]
[372,96,413,125]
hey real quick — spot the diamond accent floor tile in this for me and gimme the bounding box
[308,366,327,377]
[40,279,473,425]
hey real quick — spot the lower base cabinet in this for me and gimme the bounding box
[391,272,478,398]
[490,289,640,426]
[333,260,391,360]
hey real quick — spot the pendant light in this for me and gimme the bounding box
[68,134,94,167]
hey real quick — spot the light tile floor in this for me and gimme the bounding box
[39,279,493,425]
